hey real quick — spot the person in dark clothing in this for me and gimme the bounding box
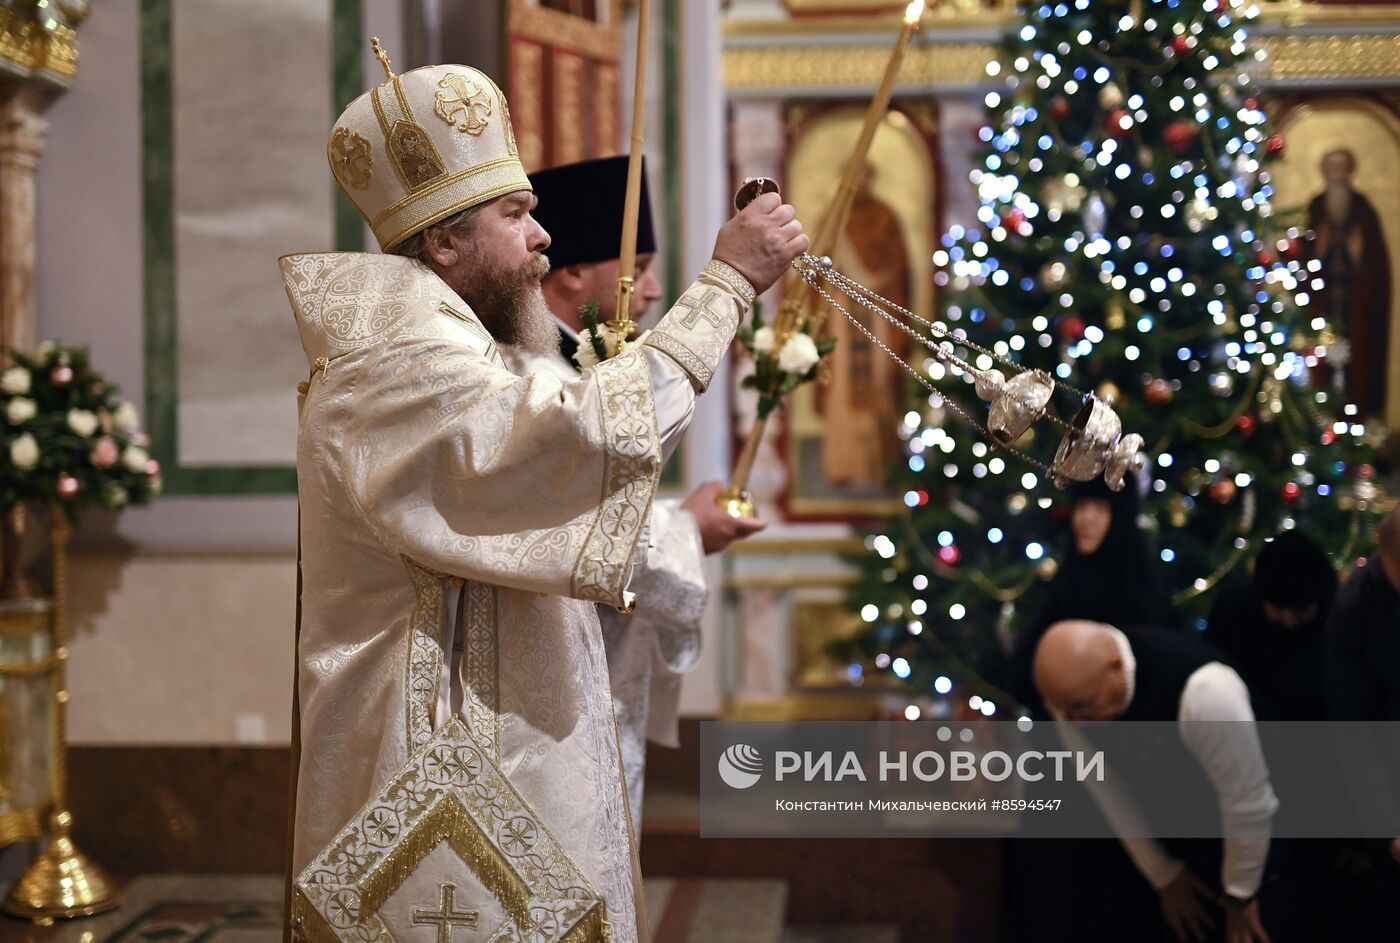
[1013,473,1175,713]
[1202,533,1338,942]
[1205,531,1337,721]
[1035,621,1278,943]
[1325,507,1400,939]
[1038,474,1175,632]
[1004,474,1176,943]
[1327,509,1400,722]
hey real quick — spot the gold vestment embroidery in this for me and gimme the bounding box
[434,73,493,135]
[329,127,373,191]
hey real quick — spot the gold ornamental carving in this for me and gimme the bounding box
[723,5,1400,90]
[725,41,996,91]
[0,6,78,84]
[552,53,586,165]
[507,0,621,62]
[1263,35,1400,82]
[510,41,545,171]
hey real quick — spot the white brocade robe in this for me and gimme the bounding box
[502,338,708,833]
[280,252,751,943]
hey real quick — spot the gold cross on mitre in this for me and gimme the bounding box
[370,36,395,82]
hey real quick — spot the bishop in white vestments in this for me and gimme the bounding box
[501,156,767,834]
[281,58,806,943]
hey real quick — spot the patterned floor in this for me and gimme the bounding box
[0,876,898,943]
[10,877,284,943]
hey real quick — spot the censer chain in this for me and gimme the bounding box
[797,253,1090,413]
[796,267,1061,479]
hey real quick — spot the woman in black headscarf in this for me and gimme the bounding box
[1037,473,1175,632]
[1011,472,1176,711]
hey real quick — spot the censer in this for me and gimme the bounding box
[734,177,1146,492]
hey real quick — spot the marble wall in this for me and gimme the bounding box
[35,0,404,745]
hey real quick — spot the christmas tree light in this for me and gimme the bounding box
[837,0,1385,714]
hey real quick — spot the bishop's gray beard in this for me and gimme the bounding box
[459,252,560,355]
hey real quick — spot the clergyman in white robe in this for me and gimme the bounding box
[283,249,755,943]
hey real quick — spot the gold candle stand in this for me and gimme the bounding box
[3,512,119,922]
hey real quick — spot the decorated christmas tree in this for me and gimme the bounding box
[836,0,1386,716]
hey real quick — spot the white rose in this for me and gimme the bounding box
[573,335,600,370]
[1,367,30,395]
[122,444,149,473]
[6,398,35,424]
[753,326,776,354]
[113,401,139,434]
[10,433,39,470]
[777,332,821,375]
[67,408,99,438]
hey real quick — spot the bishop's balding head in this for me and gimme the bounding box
[1033,620,1131,721]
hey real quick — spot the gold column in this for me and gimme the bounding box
[0,85,49,356]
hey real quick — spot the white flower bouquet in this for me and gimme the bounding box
[1,342,161,517]
[736,301,836,420]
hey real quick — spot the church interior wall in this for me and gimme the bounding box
[31,0,410,747]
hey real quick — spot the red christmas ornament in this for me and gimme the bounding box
[1106,109,1132,138]
[1236,414,1256,436]
[938,544,962,566]
[1281,237,1302,259]
[56,474,80,502]
[1144,378,1174,405]
[1163,121,1194,155]
[1170,35,1191,55]
[1209,479,1237,504]
[1281,481,1302,504]
[1245,97,1259,111]
[1266,133,1286,155]
[51,365,73,387]
[1359,463,1375,480]
[1057,315,1086,342]
[1255,248,1276,267]
[1320,428,1337,446]
[1002,207,1028,233]
[1049,96,1071,121]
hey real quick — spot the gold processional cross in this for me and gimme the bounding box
[676,286,725,331]
[412,883,480,943]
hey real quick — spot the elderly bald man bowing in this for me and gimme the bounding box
[1034,621,1279,943]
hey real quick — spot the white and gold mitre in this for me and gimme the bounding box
[327,41,529,251]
